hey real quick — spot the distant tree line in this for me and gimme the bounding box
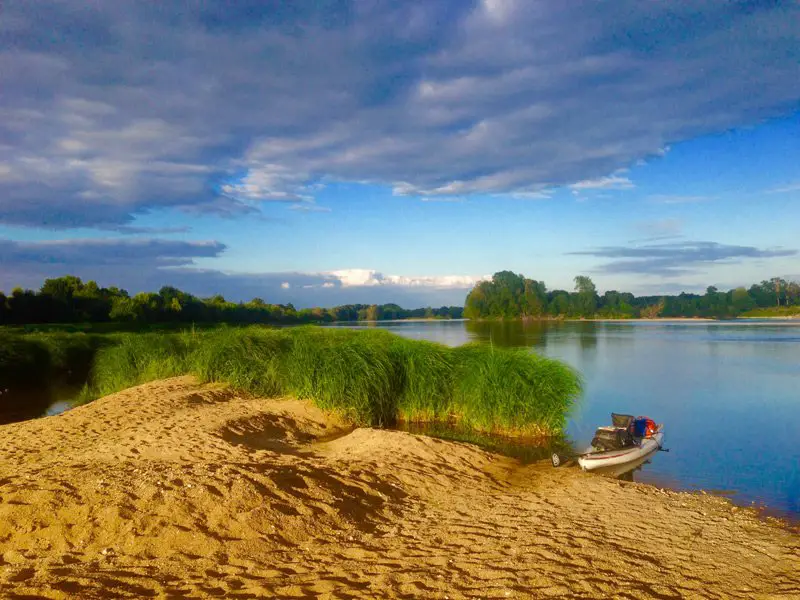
[0,276,463,325]
[464,271,800,320]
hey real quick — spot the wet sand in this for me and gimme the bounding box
[1,377,798,598]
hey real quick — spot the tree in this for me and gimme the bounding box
[787,282,800,306]
[109,296,141,321]
[773,277,788,306]
[522,279,547,317]
[365,304,380,321]
[0,292,7,324]
[731,287,755,313]
[573,275,597,316]
[41,275,84,300]
[464,281,491,319]
[549,291,570,316]
[491,271,526,318]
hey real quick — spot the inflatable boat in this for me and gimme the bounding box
[578,426,663,471]
[551,413,665,472]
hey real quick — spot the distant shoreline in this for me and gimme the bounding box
[468,316,800,324]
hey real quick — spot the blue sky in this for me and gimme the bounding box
[1,1,799,307]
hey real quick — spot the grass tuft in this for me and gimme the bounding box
[4,326,582,435]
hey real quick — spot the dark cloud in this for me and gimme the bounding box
[1,1,798,227]
[0,237,225,270]
[569,241,797,276]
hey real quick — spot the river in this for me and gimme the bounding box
[329,319,800,518]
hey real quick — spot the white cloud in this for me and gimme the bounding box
[767,183,800,194]
[280,282,290,289]
[569,175,634,191]
[327,268,486,289]
[648,194,713,204]
[420,196,465,203]
[501,190,553,200]
[288,203,332,212]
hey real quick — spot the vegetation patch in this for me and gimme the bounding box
[739,306,800,318]
[0,275,462,327]
[464,271,800,320]
[67,326,582,435]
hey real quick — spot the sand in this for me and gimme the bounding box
[1,377,798,599]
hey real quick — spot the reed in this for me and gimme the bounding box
[16,326,582,435]
[451,343,582,434]
[79,332,195,400]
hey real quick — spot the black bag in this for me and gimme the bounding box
[591,427,630,451]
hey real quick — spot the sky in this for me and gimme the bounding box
[1,0,799,308]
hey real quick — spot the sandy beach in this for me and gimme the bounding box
[1,377,798,599]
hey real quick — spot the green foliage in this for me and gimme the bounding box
[0,331,105,389]
[739,305,800,318]
[0,275,463,326]
[465,271,800,320]
[190,327,290,397]
[79,333,195,400]
[74,327,581,435]
[573,275,597,315]
[465,272,550,319]
[451,344,581,434]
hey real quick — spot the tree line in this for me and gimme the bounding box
[0,276,463,325]
[464,271,800,320]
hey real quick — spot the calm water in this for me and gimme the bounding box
[332,319,800,518]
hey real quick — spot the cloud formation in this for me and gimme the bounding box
[569,241,797,277]
[648,194,714,205]
[767,183,800,194]
[0,238,482,307]
[569,175,634,192]
[2,1,799,228]
[0,238,225,268]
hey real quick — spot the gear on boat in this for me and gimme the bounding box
[590,413,657,451]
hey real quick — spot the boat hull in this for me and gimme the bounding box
[578,430,663,472]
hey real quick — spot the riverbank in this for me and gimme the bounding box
[1,377,797,598]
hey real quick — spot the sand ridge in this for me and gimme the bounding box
[1,376,798,598]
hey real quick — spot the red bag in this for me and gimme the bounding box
[632,416,657,438]
[642,417,657,437]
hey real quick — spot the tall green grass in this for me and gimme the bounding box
[68,326,583,435]
[452,344,581,434]
[0,330,106,389]
[80,332,197,400]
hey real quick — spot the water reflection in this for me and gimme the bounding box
[0,383,79,425]
[465,318,550,348]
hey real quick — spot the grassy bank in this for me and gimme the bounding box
[739,306,800,318]
[75,326,581,435]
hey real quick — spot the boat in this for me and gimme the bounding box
[551,413,665,472]
[578,426,664,472]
